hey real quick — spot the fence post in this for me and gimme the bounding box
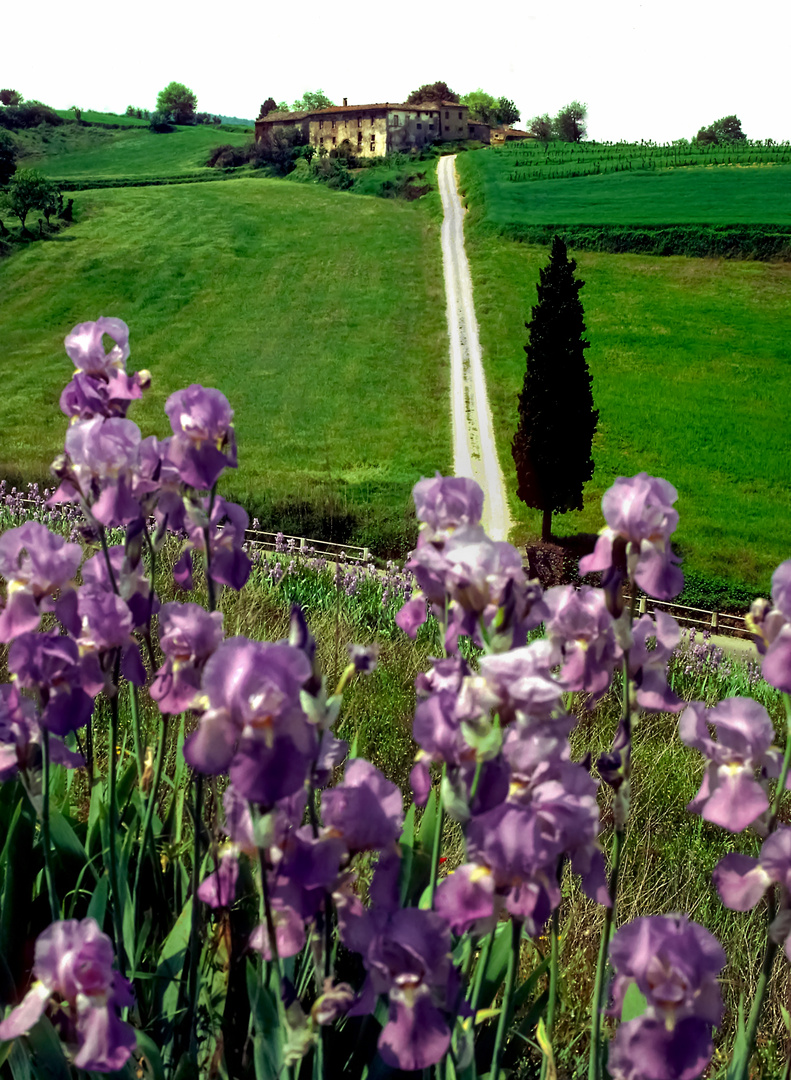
[638,596,647,615]
[711,611,719,632]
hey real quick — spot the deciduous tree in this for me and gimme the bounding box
[5,170,60,232]
[0,89,22,107]
[695,114,746,144]
[528,114,553,144]
[512,236,597,541]
[406,81,458,105]
[461,90,521,126]
[553,101,587,142]
[156,82,197,125]
[291,90,334,111]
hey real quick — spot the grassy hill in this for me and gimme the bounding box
[14,122,250,182]
[0,178,449,553]
[454,146,791,598]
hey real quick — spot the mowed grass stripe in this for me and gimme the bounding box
[463,229,791,589]
[457,151,791,226]
[0,178,450,549]
[15,123,250,180]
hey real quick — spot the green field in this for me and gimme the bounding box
[14,122,250,181]
[457,147,791,228]
[54,109,151,126]
[0,178,449,552]
[460,221,791,594]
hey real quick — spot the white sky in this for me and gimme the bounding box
[4,0,788,143]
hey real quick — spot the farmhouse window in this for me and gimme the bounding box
[393,115,399,126]
[458,111,463,119]
[332,137,336,145]
[319,119,323,129]
[357,131,362,143]
[417,122,422,129]
[358,117,362,127]
[429,121,434,128]
[332,119,336,129]
[370,139,375,151]
[445,111,449,118]
[445,126,449,132]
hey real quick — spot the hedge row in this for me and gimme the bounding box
[54,170,251,191]
[500,223,791,260]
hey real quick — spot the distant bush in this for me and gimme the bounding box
[149,111,176,133]
[0,130,18,185]
[501,223,791,261]
[205,142,252,167]
[0,102,64,130]
[250,125,308,174]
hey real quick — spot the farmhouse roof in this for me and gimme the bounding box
[259,100,467,123]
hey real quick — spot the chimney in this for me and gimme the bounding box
[343,97,348,107]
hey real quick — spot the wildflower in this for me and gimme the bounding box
[714,828,791,958]
[0,521,81,642]
[60,317,149,422]
[0,917,136,1072]
[579,473,683,601]
[164,384,237,490]
[321,760,403,853]
[412,473,484,536]
[607,915,725,1080]
[9,631,94,735]
[51,417,144,528]
[543,584,620,702]
[680,697,788,832]
[150,602,224,714]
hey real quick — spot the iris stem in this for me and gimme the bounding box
[491,918,521,1080]
[40,730,60,921]
[108,656,128,979]
[187,774,204,1059]
[427,772,445,910]
[737,693,791,1075]
[544,906,560,1059]
[468,930,494,1016]
[129,683,144,780]
[588,826,624,1080]
[204,485,217,613]
[132,716,168,937]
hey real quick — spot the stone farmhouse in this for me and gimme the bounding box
[254,98,491,159]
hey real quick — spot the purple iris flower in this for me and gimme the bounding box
[165,384,237,490]
[76,585,145,690]
[0,917,136,1072]
[174,496,251,592]
[342,901,454,1073]
[680,697,788,832]
[82,546,158,631]
[714,828,791,959]
[543,585,620,702]
[0,683,82,780]
[184,637,316,806]
[749,561,791,692]
[476,641,565,724]
[322,760,403,852]
[9,631,94,735]
[579,473,683,601]
[150,602,224,714]
[412,473,484,535]
[198,852,239,908]
[64,317,130,376]
[51,417,143,528]
[0,521,82,642]
[607,915,725,1080]
[629,610,683,712]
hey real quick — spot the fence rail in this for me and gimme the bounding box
[1,494,755,637]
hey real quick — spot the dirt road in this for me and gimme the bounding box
[437,154,512,542]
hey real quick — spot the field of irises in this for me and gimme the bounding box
[1,315,791,1080]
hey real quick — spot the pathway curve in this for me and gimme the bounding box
[438,154,512,541]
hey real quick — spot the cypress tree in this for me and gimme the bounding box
[512,235,598,542]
